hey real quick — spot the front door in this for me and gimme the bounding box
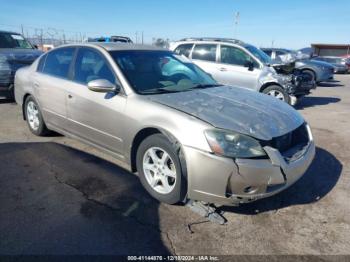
[66,47,126,157]
[214,45,261,90]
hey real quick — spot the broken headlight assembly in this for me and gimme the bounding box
[204,129,266,158]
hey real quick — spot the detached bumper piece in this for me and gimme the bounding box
[186,200,227,225]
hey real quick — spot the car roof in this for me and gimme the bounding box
[0,30,21,35]
[174,37,247,47]
[60,42,167,52]
[261,48,292,52]
[317,56,343,58]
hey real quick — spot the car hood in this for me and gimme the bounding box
[147,86,304,141]
[0,48,43,63]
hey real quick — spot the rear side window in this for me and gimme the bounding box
[263,49,272,56]
[276,50,287,56]
[37,54,47,72]
[42,48,75,79]
[192,44,217,62]
[73,48,115,85]
[174,44,193,57]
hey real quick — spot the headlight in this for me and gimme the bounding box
[204,129,266,158]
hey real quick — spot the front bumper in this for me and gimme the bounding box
[317,68,334,82]
[184,128,315,206]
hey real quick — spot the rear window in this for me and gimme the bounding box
[192,44,217,62]
[174,44,193,58]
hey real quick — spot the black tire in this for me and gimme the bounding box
[24,96,50,136]
[6,89,15,101]
[302,69,316,82]
[136,133,187,204]
[262,85,290,104]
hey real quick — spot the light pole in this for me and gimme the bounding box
[234,12,240,39]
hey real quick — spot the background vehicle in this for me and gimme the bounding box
[170,38,315,104]
[0,30,42,100]
[14,43,315,206]
[311,56,349,74]
[262,48,334,82]
[87,35,133,43]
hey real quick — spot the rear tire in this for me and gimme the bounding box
[262,85,290,104]
[24,96,50,136]
[7,89,15,101]
[136,134,187,204]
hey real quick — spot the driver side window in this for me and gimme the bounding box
[73,48,115,85]
[220,45,254,67]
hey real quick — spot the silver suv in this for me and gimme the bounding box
[170,38,315,105]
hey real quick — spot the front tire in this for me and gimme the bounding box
[136,134,186,204]
[262,85,290,104]
[302,69,316,82]
[24,96,49,136]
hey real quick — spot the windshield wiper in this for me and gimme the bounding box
[140,87,182,94]
[190,84,223,89]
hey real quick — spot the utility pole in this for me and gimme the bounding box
[141,31,144,44]
[234,12,240,39]
[40,28,43,47]
[21,24,24,36]
[135,31,138,44]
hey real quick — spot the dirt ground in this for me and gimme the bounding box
[0,75,349,256]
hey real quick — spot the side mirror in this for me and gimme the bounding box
[244,61,255,71]
[87,79,120,93]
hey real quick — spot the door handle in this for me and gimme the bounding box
[68,94,73,99]
[33,82,40,88]
[219,68,227,72]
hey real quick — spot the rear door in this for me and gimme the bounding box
[66,47,127,157]
[34,47,76,129]
[190,44,219,77]
[214,45,261,89]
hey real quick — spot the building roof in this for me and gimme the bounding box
[311,43,350,49]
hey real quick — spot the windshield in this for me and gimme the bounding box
[109,50,219,94]
[245,45,272,64]
[0,33,33,49]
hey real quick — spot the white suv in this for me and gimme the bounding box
[170,38,315,105]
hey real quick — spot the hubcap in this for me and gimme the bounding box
[27,101,40,131]
[267,90,285,101]
[143,147,177,194]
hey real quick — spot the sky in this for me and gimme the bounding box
[0,0,349,49]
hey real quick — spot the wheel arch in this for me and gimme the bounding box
[22,93,32,120]
[301,68,317,78]
[130,127,186,177]
[259,82,283,93]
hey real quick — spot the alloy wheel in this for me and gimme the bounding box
[142,147,177,194]
[27,101,40,131]
[267,90,285,101]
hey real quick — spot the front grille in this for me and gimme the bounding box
[264,124,309,154]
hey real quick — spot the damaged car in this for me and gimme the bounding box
[0,30,43,100]
[170,38,316,105]
[15,43,315,206]
[261,48,335,82]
